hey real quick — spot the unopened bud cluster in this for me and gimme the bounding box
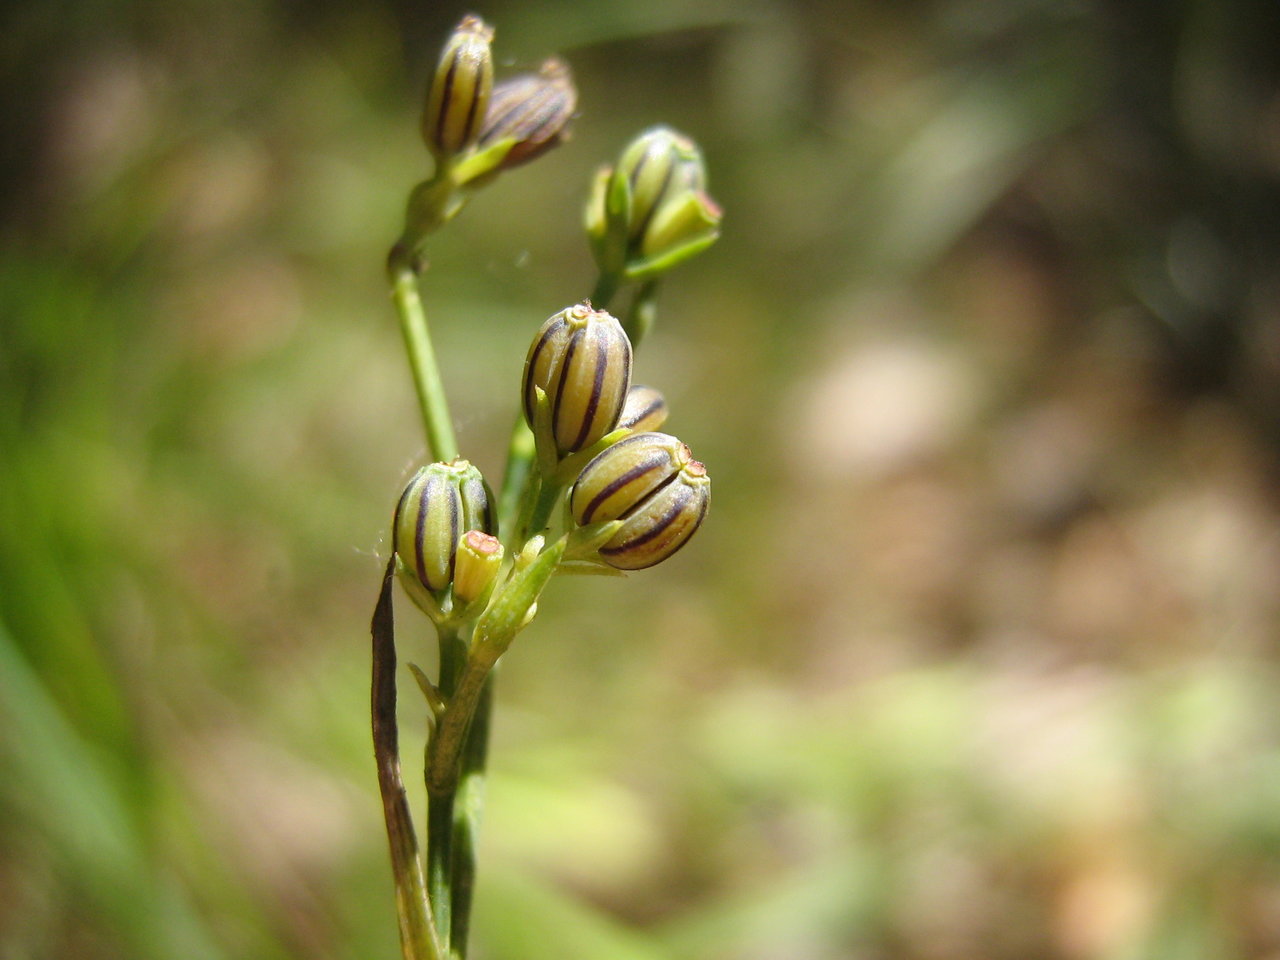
[422,16,576,181]
[570,432,710,569]
[521,303,710,570]
[392,43,718,623]
[586,125,722,282]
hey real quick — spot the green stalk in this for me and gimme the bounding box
[449,675,493,958]
[425,625,467,947]
[623,279,660,347]
[523,479,564,542]
[590,269,621,309]
[427,539,565,797]
[388,253,459,463]
[497,417,535,541]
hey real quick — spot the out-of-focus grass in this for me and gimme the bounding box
[3,0,1280,958]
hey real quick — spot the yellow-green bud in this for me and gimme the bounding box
[639,189,722,261]
[393,460,496,609]
[422,15,494,164]
[586,126,721,280]
[569,432,710,570]
[617,384,668,434]
[522,303,632,457]
[452,530,504,610]
[476,58,577,171]
[617,126,705,243]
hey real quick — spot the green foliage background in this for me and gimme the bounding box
[3,1,1280,957]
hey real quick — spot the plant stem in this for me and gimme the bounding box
[623,279,660,347]
[449,675,493,958]
[524,478,564,541]
[370,559,444,960]
[591,270,621,309]
[497,417,535,541]
[425,625,467,948]
[425,794,453,948]
[427,645,500,796]
[388,252,459,463]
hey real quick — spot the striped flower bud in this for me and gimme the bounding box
[617,126,706,244]
[393,460,496,606]
[522,303,632,457]
[617,385,668,434]
[570,432,710,570]
[586,126,721,280]
[422,15,494,163]
[476,58,577,172]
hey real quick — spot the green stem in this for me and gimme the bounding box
[427,645,500,797]
[591,270,621,310]
[388,252,459,463]
[623,279,660,347]
[427,538,566,797]
[425,794,454,948]
[523,478,564,542]
[425,626,467,947]
[497,417,535,541]
[449,675,493,958]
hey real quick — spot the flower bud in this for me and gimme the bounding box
[617,385,668,434]
[422,15,494,163]
[393,460,496,606]
[476,58,577,171]
[522,303,632,457]
[452,530,504,610]
[569,432,710,570]
[586,126,721,280]
[617,127,706,244]
[639,189,722,261]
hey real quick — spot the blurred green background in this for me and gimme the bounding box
[4,0,1280,957]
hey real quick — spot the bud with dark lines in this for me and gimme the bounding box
[570,432,710,570]
[585,125,721,281]
[475,58,577,173]
[422,15,494,165]
[617,384,668,434]
[616,127,705,245]
[393,460,496,615]
[522,303,632,458]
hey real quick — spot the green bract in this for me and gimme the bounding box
[421,16,494,165]
[522,303,633,458]
[393,460,496,616]
[569,431,710,570]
